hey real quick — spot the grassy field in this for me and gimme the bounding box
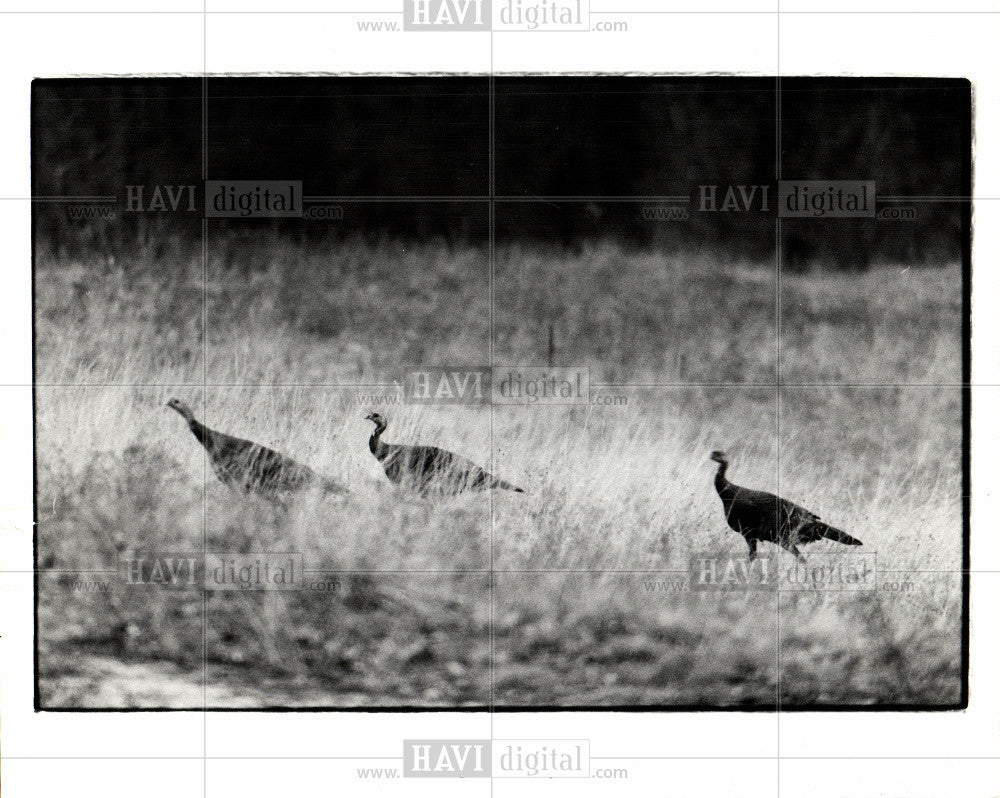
[35,238,963,707]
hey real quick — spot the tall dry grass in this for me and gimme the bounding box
[35,239,962,707]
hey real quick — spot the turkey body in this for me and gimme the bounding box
[365,412,523,497]
[709,450,861,562]
[167,399,346,499]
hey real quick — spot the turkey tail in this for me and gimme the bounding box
[493,478,524,493]
[812,522,862,546]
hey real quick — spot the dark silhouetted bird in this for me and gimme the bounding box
[166,399,346,499]
[365,412,523,497]
[709,450,861,562]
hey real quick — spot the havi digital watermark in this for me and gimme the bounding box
[402,739,589,778]
[403,0,588,30]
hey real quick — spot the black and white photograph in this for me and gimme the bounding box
[32,75,968,711]
[1,4,996,797]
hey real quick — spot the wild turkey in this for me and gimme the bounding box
[166,399,346,499]
[709,450,861,562]
[365,412,523,497]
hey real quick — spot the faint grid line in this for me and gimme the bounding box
[9,194,991,201]
[201,8,209,790]
[23,382,979,388]
[4,760,1000,762]
[489,33,497,792]
[0,8,403,13]
[16,569,117,574]
[16,194,987,203]
[589,755,1000,760]
[292,567,976,575]
[1,755,405,760]
[879,196,979,201]
[304,195,489,201]
[3,8,1000,12]
[590,9,1000,13]
[200,226,209,795]
[17,196,117,202]
[18,568,985,575]
[776,16,783,793]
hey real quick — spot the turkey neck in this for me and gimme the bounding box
[187,418,213,448]
[369,422,388,458]
[714,461,730,495]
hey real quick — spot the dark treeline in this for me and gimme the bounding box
[33,76,970,269]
